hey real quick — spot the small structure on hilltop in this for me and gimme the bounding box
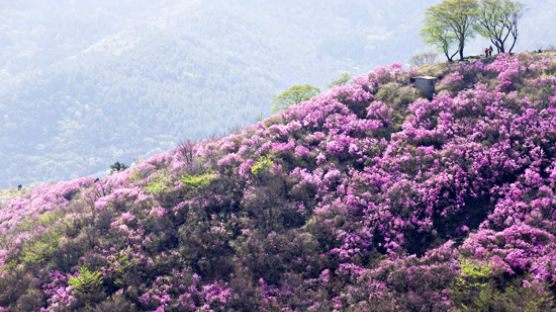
[411,76,437,100]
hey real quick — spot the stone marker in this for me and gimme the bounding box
[410,76,437,100]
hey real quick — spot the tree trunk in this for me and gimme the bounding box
[444,51,452,62]
[450,50,459,63]
[497,39,504,53]
[508,35,517,53]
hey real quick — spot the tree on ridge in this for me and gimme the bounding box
[270,84,321,114]
[421,0,479,62]
[475,0,525,53]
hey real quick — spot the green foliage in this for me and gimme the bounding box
[14,288,46,312]
[270,84,321,114]
[451,259,555,312]
[0,270,34,309]
[328,73,351,88]
[18,209,65,234]
[251,155,274,176]
[374,82,420,136]
[106,250,139,288]
[375,83,420,111]
[475,0,525,53]
[69,267,105,307]
[109,161,129,174]
[89,291,138,312]
[456,258,492,287]
[68,267,103,294]
[452,259,493,311]
[180,170,216,191]
[21,241,57,265]
[37,210,64,227]
[421,16,457,62]
[421,0,479,61]
[422,0,527,60]
[146,171,171,194]
[20,228,62,267]
[129,169,141,182]
[453,279,556,312]
[146,169,216,204]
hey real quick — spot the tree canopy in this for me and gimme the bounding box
[109,161,129,174]
[327,73,351,88]
[475,0,525,53]
[421,0,526,61]
[270,84,321,114]
[421,0,479,62]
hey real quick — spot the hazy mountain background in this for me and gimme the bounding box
[1,0,555,188]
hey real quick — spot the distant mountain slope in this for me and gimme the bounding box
[1,52,555,311]
[1,0,555,188]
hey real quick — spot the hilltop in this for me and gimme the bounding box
[1,52,556,311]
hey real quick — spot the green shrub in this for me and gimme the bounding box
[69,267,105,307]
[19,209,64,232]
[373,83,419,135]
[87,291,138,312]
[457,258,492,287]
[451,259,555,312]
[146,171,170,194]
[105,250,144,290]
[270,84,320,114]
[128,168,141,182]
[20,228,62,267]
[52,237,89,273]
[148,170,216,196]
[14,288,46,311]
[181,170,216,191]
[375,82,420,112]
[0,269,32,307]
[251,155,274,176]
[453,278,556,312]
[451,258,492,311]
[69,267,103,293]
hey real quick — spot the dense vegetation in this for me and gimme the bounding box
[1,51,556,311]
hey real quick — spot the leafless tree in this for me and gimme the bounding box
[176,139,196,165]
[409,51,439,67]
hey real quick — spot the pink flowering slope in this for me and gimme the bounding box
[1,52,556,311]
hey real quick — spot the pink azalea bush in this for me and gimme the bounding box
[1,52,555,311]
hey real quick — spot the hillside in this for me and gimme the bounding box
[1,52,556,311]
